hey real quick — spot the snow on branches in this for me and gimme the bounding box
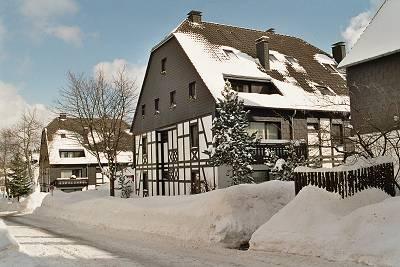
[205,81,258,185]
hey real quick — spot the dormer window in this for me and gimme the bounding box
[59,150,85,158]
[161,58,167,74]
[229,79,282,95]
[60,133,66,138]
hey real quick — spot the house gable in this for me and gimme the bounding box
[131,36,216,135]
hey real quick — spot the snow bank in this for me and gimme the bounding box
[0,219,18,252]
[249,186,400,266]
[0,191,47,214]
[32,181,294,247]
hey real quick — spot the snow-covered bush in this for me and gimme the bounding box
[264,142,308,181]
[205,81,259,185]
[117,175,133,198]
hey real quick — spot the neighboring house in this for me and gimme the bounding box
[39,114,133,192]
[131,11,351,197]
[338,0,399,134]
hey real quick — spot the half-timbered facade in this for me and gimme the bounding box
[131,11,351,197]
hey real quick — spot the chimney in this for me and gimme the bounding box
[256,36,270,71]
[187,10,202,23]
[332,42,346,63]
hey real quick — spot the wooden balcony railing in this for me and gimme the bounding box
[254,141,308,164]
[54,178,89,187]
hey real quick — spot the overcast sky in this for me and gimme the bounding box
[0,0,384,128]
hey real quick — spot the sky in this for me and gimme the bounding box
[0,0,384,128]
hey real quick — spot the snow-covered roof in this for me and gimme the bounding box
[171,20,349,112]
[43,117,133,166]
[339,0,399,68]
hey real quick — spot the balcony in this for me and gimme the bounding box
[54,178,89,187]
[254,141,308,164]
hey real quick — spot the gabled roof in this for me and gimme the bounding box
[168,19,349,112]
[339,0,398,68]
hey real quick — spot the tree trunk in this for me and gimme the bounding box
[110,177,115,197]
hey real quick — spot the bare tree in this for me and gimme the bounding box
[0,128,17,196]
[56,68,137,196]
[14,109,42,186]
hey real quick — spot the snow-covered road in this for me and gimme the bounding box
[2,215,367,267]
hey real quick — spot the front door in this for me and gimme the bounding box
[159,131,169,195]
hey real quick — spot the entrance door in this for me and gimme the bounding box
[159,131,169,195]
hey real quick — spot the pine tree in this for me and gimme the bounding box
[118,175,133,198]
[8,153,31,201]
[205,81,258,185]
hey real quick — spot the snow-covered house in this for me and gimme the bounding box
[39,114,133,192]
[339,0,399,134]
[131,11,351,197]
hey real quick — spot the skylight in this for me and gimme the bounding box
[269,54,278,62]
[223,49,237,59]
[316,85,335,96]
[286,56,297,64]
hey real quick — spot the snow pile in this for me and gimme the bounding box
[0,191,47,214]
[249,186,400,266]
[0,219,18,252]
[31,181,294,247]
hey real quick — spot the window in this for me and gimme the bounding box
[189,82,197,99]
[60,169,82,179]
[60,133,66,138]
[316,85,335,96]
[229,79,281,95]
[247,122,281,140]
[331,124,344,145]
[191,170,201,194]
[161,58,167,74]
[59,150,85,158]
[154,98,160,114]
[265,122,281,139]
[190,123,199,148]
[142,136,147,155]
[170,91,176,108]
[141,104,145,117]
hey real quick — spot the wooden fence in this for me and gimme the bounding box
[294,162,396,198]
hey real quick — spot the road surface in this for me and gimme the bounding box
[2,215,367,267]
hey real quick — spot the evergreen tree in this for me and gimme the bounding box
[118,175,133,198]
[205,81,258,185]
[8,153,31,201]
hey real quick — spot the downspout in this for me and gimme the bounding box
[290,110,297,140]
